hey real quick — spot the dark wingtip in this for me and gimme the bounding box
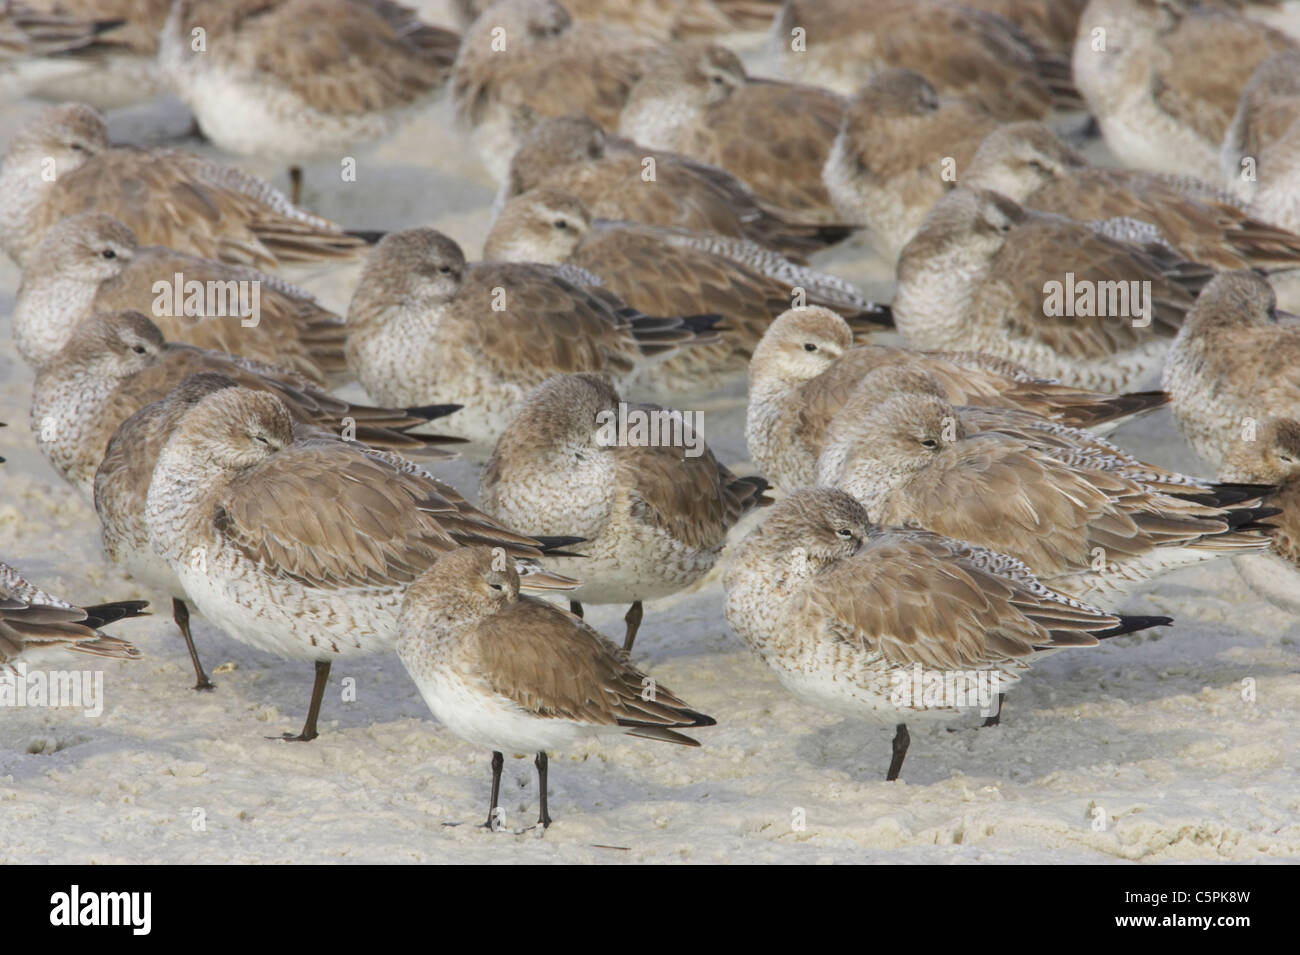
[80,599,151,628]
[344,229,386,245]
[847,303,893,329]
[1095,615,1173,639]
[533,535,587,557]
[405,402,463,421]
[680,313,724,333]
[1224,505,1283,532]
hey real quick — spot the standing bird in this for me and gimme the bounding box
[500,115,854,262]
[746,307,1171,490]
[1220,418,1300,615]
[397,546,715,828]
[723,489,1169,781]
[964,121,1300,276]
[14,213,350,383]
[344,226,718,453]
[816,389,1276,610]
[1163,269,1300,469]
[1072,0,1295,179]
[821,70,1001,263]
[618,42,846,220]
[0,103,370,271]
[480,373,770,652]
[1,561,144,672]
[893,188,1212,391]
[159,0,460,206]
[144,386,579,740]
[93,370,451,692]
[450,0,665,181]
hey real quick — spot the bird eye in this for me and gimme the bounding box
[921,437,938,449]
[101,249,116,259]
[489,582,503,591]
[131,345,147,355]
[553,219,567,230]
[438,265,451,274]
[803,343,817,352]
[835,527,852,538]
[69,142,84,152]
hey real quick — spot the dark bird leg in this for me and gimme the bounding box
[480,751,504,830]
[982,693,1006,728]
[173,597,214,691]
[269,659,331,741]
[535,751,552,828]
[886,723,910,781]
[622,600,643,653]
[569,601,583,618]
[289,165,304,207]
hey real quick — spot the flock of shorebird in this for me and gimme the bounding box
[2,0,1300,831]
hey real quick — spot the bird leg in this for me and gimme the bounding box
[289,165,304,207]
[886,723,910,781]
[622,600,643,653]
[480,751,505,830]
[535,751,552,828]
[981,693,1006,728]
[269,659,331,741]
[173,597,215,691]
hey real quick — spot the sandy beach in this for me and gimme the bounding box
[2,10,1298,864]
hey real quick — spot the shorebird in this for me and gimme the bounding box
[484,188,887,397]
[32,308,460,498]
[773,0,1081,119]
[1222,51,1300,231]
[821,70,1001,263]
[617,42,845,219]
[14,213,348,384]
[0,0,169,109]
[1072,0,1296,179]
[1163,270,1300,469]
[835,365,1234,500]
[816,389,1275,609]
[0,103,371,271]
[1,560,144,672]
[480,373,769,651]
[723,488,1170,780]
[893,188,1213,391]
[747,307,1171,489]
[144,386,580,740]
[159,0,460,206]
[964,121,1300,274]
[450,0,665,181]
[500,115,854,262]
[397,546,715,828]
[91,366,456,691]
[1220,417,1300,615]
[451,0,779,39]
[345,226,718,453]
